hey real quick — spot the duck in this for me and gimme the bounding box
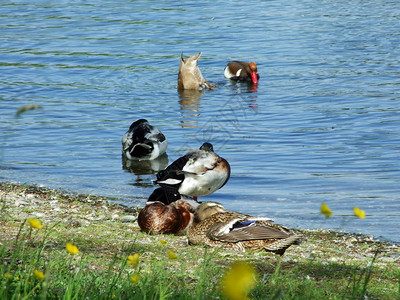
[154,142,230,200]
[122,119,168,161]
[224,61,259,84]
[187,202,302,255]
[137,188,199,235]
[178,52,215,90]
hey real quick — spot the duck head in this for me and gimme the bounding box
[199,142,214,152]
[248,62,258,84]
[194,201,226,223]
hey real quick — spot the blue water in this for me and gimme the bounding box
[1,0,399,242]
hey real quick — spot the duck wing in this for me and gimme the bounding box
[147,131,166,143]
[182,151,220,175]
[226,61,249,78]
[155,150,209,184]
[207,218,290,242]
[154,153,189,186]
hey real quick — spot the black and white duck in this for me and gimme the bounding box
[122,119,168,161]
[154,143,230,200]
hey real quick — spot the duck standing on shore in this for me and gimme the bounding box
[154,143,230,200]
[122,119,168,161]
[178,52,215,90]
[224,61,259,84]
[187,202,302,255]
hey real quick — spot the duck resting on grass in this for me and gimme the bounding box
[178,52,215,90]
[154,142,230,201]
[224,61,259,84]
[137,188,199,235]
[187,202,302,255]
[122,119,168,161]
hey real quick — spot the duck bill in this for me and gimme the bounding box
[251,72,258,84]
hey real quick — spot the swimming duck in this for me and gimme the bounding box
[154,143,230,199]
[122,119,168,161]
[187,202,302,255]
[224,61,259,84]
[178,52,215,90]
[137,188,199,235]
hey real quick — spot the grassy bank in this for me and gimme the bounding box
[1,182,399,299]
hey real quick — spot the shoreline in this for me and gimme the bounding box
[1,180,399,264]
[2,180,400,298]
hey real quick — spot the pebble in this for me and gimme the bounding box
[121,215,137,223]
[15,199,30,206]
[34,212,46,218]
[66,220,81,228]
[111,214,120,220]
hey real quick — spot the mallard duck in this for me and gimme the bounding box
[187,202,302,255]
[178,52,215,90]
[122,119,168,161]
[224,61,259,84]
[137,188,199,235]
[154,143,230,199]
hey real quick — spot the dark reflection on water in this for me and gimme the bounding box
[1,0,400,242]
[122,154,169,176]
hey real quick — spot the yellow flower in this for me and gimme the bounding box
[66,242,79,255]
[159,239,167,245]
[33,270,45,280]
[28,218,43,229]
[221,262,257,300]
[320,202,332,218]
[130,274,139,284]
[3,273,13,280]
[168,250,177,259]
[353,207,366,219]
[127,253,139,268]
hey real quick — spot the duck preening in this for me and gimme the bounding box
[224,61,259,84]
[137,188,199,235]
[154,143,230,199]
[187,202,302,255]
[122,119,168,161]
[178,52,215,90]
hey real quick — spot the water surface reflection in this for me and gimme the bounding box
[178,89,203,128]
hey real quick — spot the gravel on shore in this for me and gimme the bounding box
[1,181,399,267]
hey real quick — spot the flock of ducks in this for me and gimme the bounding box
[122,54,302,255]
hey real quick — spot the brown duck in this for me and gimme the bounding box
[224,61,259,84]
[178,52,214,90]
[138,188,199,235]
[187,202,302,255]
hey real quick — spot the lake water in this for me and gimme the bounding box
[1,0,399,242]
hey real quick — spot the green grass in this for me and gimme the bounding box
[1,182,399,299]
[1,220,222,300]
[1,219,399,299]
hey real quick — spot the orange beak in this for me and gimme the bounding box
[251,72,258,84]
